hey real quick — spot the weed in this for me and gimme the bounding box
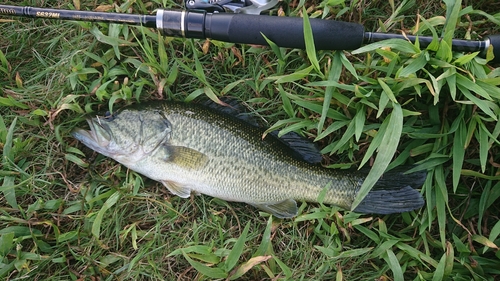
[1,0,499,280]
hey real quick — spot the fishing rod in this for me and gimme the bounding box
[1,1,499,62]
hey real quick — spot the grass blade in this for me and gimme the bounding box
[435,165,448,250]
[0,49,8,76]
[182,251,228,279]
[399,52,428,77]
[442,0,461,44]
[225,222,251,272]
[316,246,372,260]
[478,120,489,173]
[396,242,438,268]
[354,104,366,142]
[0,232,14,257]
[432,250,446,281]
[255,216,273,256]
[485,220,500,253]
[359,117,389,168]
[452,119,466,191]
[352,103,403,210]
[91,191,121,238]
[302,8,321,73]
[2,118,18,210]
[229,256,272,280]
[459,85,497,120]
[272,255,292,279]
[353,39,419,55]
[385,249,404,281]
[2,117,17,167]
[326,119,356,155]
[157,32,168,70]
[438,0,461,62]
[318,52,342,134]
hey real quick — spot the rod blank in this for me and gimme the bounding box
[0,5,156,27]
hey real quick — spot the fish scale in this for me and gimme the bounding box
[72,101,425,218]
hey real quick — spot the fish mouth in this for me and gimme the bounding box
[72,118,112,153]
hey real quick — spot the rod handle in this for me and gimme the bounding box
[157,10,365,50]
[205,13,365,50]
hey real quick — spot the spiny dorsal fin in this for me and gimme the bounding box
[250,199,298,218]
[201,98,323,164]
[201,97,260,126]
[165,145,208,169]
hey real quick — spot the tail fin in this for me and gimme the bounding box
[353,168,426,214]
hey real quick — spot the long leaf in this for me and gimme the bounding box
[385,249,404,281]
[2,117,17,167]
[318,52,342,134]
[353,39,419,55]
[486,220,500,253]
[327,119,356,155]
[0,232,14,257]
[458,85,497,120]
[452,119,466,191]
[442,0,461,44]
[2,118,18,210]
[477,120,490,173]
[92,191,121,238]
[302,8,321,73]
[359,115,390,168]
[435,166,448,250]
[225,222,251,272]
[182,251,228,279]
[432,250,447,281]
[229,256,272,280]
[400,52,428,77]
[351,104,403,210]
[255,216,273,256]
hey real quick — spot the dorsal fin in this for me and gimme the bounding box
[201,98,260,126]
[269,131,323,164]
[200,98,323,164]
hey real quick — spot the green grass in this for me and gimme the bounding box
[1,0,500,280]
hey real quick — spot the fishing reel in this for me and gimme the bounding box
[185,0,278,14]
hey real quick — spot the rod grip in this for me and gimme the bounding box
[204,13,365,50]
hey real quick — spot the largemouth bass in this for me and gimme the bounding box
[72,101,425,218]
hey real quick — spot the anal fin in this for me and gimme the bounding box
[251,199,298,218]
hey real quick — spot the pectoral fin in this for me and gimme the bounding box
[161,180,191,198]
[251,199,298,219]
[165,145,208,169]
